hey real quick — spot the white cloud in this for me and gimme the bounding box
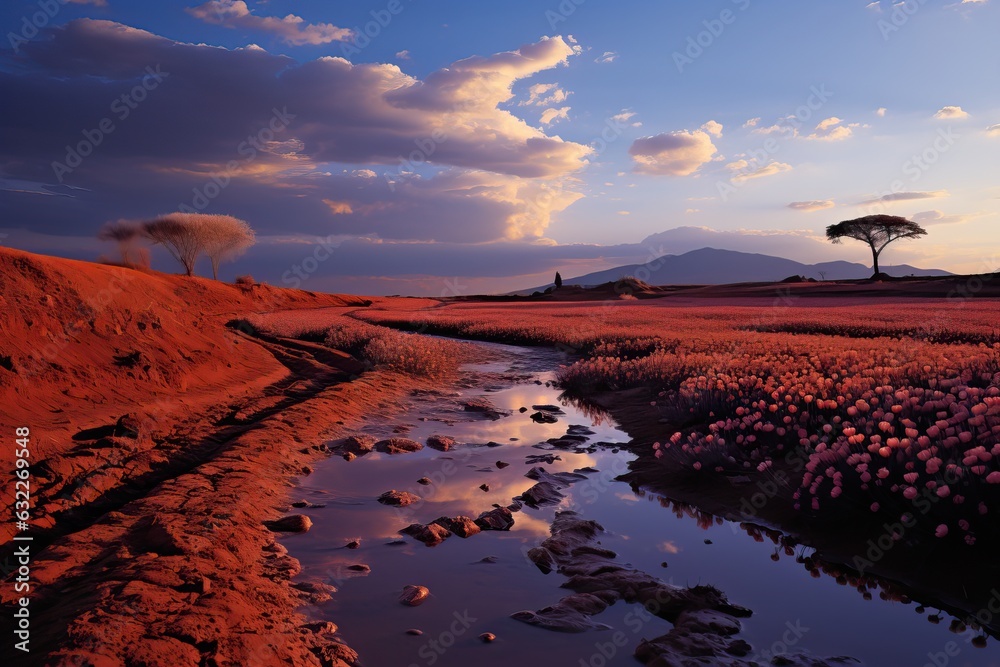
[876,107,887,117]
[520,82,570,107]
[187,0,353,45]
[729,161,793,182]
[859,190,950,205]
[934,105,970,120]
[612,110,641,127]
[807,117,854,141]
[595,51,618,64]
[700,120,723,138]
[986,123,1000,137]
[395,50,411,60]
[540,106,571,125]
[743,117,761,128]
[788,200,835,212]
[629,130,718,176]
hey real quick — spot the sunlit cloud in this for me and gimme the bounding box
[629,130,718,176]
[701,120,723,138]
[729,161,793,182]
[595,51,618,63]
[910,209,980,226]
[788,200,835,212]
[613,110,642,127]
[934,105,970,120]
[859,190,950,205]
[187,0,354,45]
[540,106,571,125]
[520,82,570,107]
[806,117,856,141]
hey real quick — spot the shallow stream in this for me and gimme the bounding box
[285,341,1000,667]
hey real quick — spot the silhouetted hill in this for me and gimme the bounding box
[516,247,950,293]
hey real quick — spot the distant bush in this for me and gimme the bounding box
[98,220,150,269]
[234,274,257,294]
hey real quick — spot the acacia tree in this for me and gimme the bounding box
[200,215,256,279]
[142,215,204,276]
[826,215,927,278]
[141,213,255,278]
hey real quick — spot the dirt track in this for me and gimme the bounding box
[0,249,434,666]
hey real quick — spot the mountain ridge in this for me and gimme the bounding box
[516,247,951,294]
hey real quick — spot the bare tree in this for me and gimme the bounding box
[200,215,256,279]
[826,215,927,279]
[141,213,255,278]
[98,220,144,267]
[142,214,206,276]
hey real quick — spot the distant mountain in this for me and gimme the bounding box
[516,247,951,293]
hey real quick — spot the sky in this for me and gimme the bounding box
[0,0,997,295]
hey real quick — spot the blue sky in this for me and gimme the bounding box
[1,0,997,294]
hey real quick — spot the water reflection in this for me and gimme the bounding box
[282,340,1000,666]
[640,490,998,646]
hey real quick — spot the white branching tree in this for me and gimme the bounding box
[200,215,256,279]
[141,213,255,278]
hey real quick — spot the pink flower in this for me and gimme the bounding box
[987,472,1000,484]
[935,524,948,538]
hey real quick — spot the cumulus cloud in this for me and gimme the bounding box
[0,21,592,242]
[876,107,887,117]
[700,120,723,138]
[395,50,411,60]
[806,117,854,141]
[859,190,950,205]
[788,200,835,212]
[629,130,718,176]
[934,105,969,120]
[187,0,353,45]
[986,123,1000,137]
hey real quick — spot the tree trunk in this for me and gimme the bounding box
[211,257,219,280]
[871,246,880,278]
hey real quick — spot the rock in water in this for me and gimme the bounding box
[375,437,424,454]
[474,507,514,531]
[400,522,452,546]
[333,434,377,455]
[432,516,481,538]
[378,490,421,507]
[426,434,457,451]
[263,514,312,533]
[462,397,512,420]
[399,585,430,606]
[479,632,496,643]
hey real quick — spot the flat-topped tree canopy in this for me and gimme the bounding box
[826,215,927,279]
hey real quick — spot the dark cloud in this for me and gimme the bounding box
[0,20,589,244]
